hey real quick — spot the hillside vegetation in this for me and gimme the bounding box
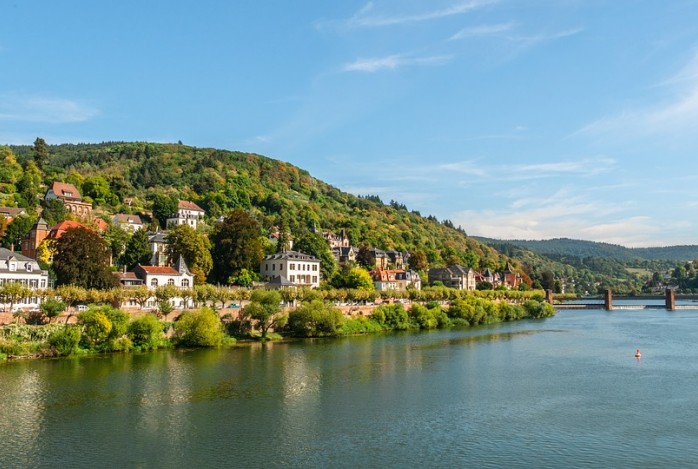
[3,141,512,273]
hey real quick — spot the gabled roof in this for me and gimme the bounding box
[47,220,91,239]
[178,200,204,212]
[263,250,319,262]
[113,213,143,225]
[0,207,27,218]
[0,247,36,262]
[49,182,82,200]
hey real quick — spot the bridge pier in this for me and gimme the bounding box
[604,289,613,311]
[666,288,675,311]
[545,289,554,305]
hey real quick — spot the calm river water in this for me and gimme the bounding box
[3,307,698,468]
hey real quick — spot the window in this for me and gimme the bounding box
[290,275,295,282]
[279,264,283,270]
[265,264,269,271]
[182,279,190,287]
[312,276,318,283]
[168,279,175,286]
[151,278,158,287]
[312,265,318,271]
[290,263,295,270]
[272,264,276,271]
[9,262,16,272]
[26,263,32,272]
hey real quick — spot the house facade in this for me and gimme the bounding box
[428,265,476,290]
[21,217,49,260]
[45,182,92,217]
[0,248,50,311]
[260,250,321,288]
[0,207,27,222]
[131,256,195,309]
[113,214,144,232]
[370,269,422,291]
[167,200,205,229]
[148,231,168,266]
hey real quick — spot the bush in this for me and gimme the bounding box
[339,316,384,335]
[174,308,224,347]
[370,304,410,330]
[523,300,556,319]
[78,310,112,349]
[128,314,164,350]
[48,326,81,356]
[288,300,345,337]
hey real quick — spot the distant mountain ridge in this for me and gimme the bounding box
[474,237,698,262]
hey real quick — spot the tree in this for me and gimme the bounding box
[356,245,373,269]
[293,232,337,281]
[17,160,42,209]
[32,137,50,168]
[130,285,152,310]
[408,249,428,271]
[174,307,224,347]
[0,282,32,315]
[127,314,164,350]
[152,194,178,228]
[104,224,131,264]
[1,214,36,250]
[330,266,374,291]
[0,147,23,185]
[119,228,151,269]
[209,209,264,284]
[53,227,118,289]
[41,198,68,226]
[288,300,344,337]
[165,224,212,284]
[243,290,287,340]
[83,175,117,206]
[40,298,66,323]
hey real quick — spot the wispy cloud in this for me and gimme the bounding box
[0,93,98,123]
[449,22,514,41]
[317,0,495,30]
[342,54,452,73]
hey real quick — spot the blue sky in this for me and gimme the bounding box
[3,1,698,247]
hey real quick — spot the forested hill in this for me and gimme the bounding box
[5,141,511,272]
[475,237,698,262]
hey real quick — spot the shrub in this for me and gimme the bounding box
[339,316,384,335]
[370,304,410,330]
[288,300,344,337]
[48,326,81,356]
[174,308,224,347]
[128,314,164,350]
[78,310,112,349]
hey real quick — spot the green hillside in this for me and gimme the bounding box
[2,141,512,273]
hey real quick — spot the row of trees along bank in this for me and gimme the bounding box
[0,290,555,360]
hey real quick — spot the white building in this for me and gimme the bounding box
[113,213,144,232]
[132,256,195,309]
[166,200,205,229]
[260,250,321,288]
[0,248,50,311]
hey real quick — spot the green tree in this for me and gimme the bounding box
[83,175,117,206]
[174,307,224,347]
[0,147,23,185]
[330,266,374,291]
[288,300,344,337]
[0,282,32,316]
[119,228,151,269]
[243,289,287,339]
[104,224,131,264]
[41,198,68,226]
[165,224,212,284]
[1,214,36,250]
[408,249,428,271]
[209,209,264,284]
[17,160,42,209]
[48,326,81,356]
[152,194,178,228]
[32,137,50,168]
[293,232,337,280]
[53,227,118,289]
[40,298,66,323]
[127,314,164,350]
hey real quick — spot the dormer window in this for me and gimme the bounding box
[64,191,73,197]
[26,263,32,272]
[9,262,16,271]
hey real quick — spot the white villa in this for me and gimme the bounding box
[167,200,205,230]
[0,248,50,311]
[260,250,321,288]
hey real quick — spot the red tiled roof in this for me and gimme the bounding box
[47,220,91,239]
[50,182,82,200]
[139,266,179,275]
[178,200,204,212]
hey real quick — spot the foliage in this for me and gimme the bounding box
[40,298,66,323]
[209,209,264,284]
[152,194,178,228]
[53,227,118,289]
[338,316,385,335]
[165,224,212,284]
[41,198,67,226]
[330,266,374,291]
[0,282,32,315]
[1,214,36,250]
[288,300,344,337]
[119,228,151,269]
[127,314,164,350]
[242,289,287,339]
[77,309,112,349]
[174,307,224,347]
[370,303,410,330]
[48,326,81,356]
[409,303,450,329]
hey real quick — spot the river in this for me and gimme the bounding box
[2,307,698,468]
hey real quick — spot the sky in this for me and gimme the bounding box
[2,1,698,247]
